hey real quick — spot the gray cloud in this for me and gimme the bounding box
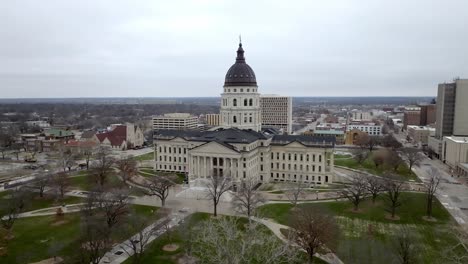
[1,0,467,98]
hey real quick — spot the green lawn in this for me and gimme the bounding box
[138,170,185,184]
[0,204,158,263]
[0,191,84,212]
[259,192,459,264]
[69,173,123,191]
[334,153,419,181]
[135,152,154,161]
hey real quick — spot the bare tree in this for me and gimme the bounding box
[78,213,111,264]
[393,227,417,264]
[34,172,52,198]
[120,213,159,264]
[52,172,70,198]
[206,175,232,217]
[232,178,265,220]
[424,168,441,218]
[82,144,96,170]
[190,216,300,264]
[386,150,404,172]
[372,151,385,168]
[341,174,367,211]
[352,148,369,164]
[117,155,138,183]
[382,134,403,150]
[289,205,339,264]
[401,148,423,171]
[285,181,307,207]
[383,175,406,219]
[96,189,130,228]
[90,146,115,187]
[0,129,15,159]
[56,145,75,172]
[356,133,370,150]
[145,175,177,207]
[0,188,30,238]
[365,175,384,204]
[442,227,468,264]
[11,143,22,161]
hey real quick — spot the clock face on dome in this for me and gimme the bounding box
[224,43,257,87]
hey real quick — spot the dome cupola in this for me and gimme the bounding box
[224,42,257,87]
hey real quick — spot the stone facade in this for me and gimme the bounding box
[154,129,335,185]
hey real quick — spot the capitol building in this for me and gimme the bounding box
[153,42,336,186]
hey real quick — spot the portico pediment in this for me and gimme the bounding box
[190,141,239,155]
[169,137,187,142]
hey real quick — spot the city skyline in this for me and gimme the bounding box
[2,0,468,98]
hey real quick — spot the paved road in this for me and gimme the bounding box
[413,157,468,227]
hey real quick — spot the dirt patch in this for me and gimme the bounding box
[178,254,197,264]
[163,243,180,252]
[422,216,438,222]
[0,247,7,256]
[50,220,68,226]
[385,214,401,221]
[347,208,364,214]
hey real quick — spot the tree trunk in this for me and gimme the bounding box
[308,249,315,264]
[161,198,165,207]
[426,195,433,217]
[213,198,217,217]
[372,194,377,204]
[391,206,396,218]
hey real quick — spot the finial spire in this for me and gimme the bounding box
[239,34,242,45]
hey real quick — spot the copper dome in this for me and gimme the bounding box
[224,43,257,87]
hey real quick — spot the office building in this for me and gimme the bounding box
[260,95,292,134]
[152,113,198,130]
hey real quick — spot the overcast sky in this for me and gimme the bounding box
[1,0,467,98]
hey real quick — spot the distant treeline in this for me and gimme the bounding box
[0,96,434,106]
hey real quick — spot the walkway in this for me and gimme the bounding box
[99,211,189,264]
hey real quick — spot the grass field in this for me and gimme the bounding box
[69,173,123,191]
[0,204,158,263]
[334,153,419,181]
[0,191,84,212]
[259,192,459,264]
[135,152,154,161]
[138,170,186,184]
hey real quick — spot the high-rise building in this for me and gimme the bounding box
[152,113,198,130]
[350,110,373,121]
[403,106,421,128]
[220,43,262,131]
[260,95,292,134]
[429,79,468,159]
[420,104,436,125]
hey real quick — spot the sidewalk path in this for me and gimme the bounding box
[99,211,189,264]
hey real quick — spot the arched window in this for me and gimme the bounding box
[233,98,237,106]
[233,116,237,123]
[244,99,248,106]
[249,98,253,106]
